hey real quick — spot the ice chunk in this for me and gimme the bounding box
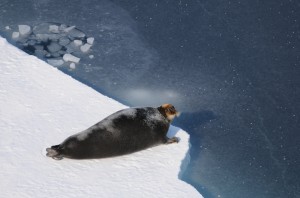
[34,45,44,51]
[87,37,94,45]
[58,36,70,46]
[34,49,47,58]
[49,25,59,33]
[67,28,85,39]
[18,25,31,36]
[80,43,92,53]
[5,26,10,30]
[35,34,50,42]
[65,42,80,53]
[12,32,20,40]
[27,40,36,46]
[89,55,94,59]
[63,25,76,32]
[46,42,62,53]
[47,58,64,67]
[73,40,83,46]
[63,54,80,63]
[69,63,76,69]
[33,23,50,34]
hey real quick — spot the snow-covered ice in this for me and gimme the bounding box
[0,36,202,198]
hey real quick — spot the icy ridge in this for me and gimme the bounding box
[0,37,202,198]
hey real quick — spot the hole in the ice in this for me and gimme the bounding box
[6,22,95,69]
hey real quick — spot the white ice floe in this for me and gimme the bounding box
[47,58,64,67]
[87,37,94,45]
[89,54,94,59]
[69,62,76,69]
[47,42,62,53]
[63,53,80,63]
[80,43,92,53]
[18,25,31,36]
[12,31,20,40]
[0,36,202,198]
[49,25,59,33]
[73,39,83,46]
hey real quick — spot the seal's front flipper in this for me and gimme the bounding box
[164,137,179,144]
[46,146,64,160]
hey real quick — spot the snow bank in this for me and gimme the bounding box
[0,37,202,198]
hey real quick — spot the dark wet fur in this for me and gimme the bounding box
[46,107,178,160]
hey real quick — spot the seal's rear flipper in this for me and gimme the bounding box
[46,146,64,160]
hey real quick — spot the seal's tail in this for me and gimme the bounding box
[46,145,64,160]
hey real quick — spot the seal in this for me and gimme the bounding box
[46,104,180,160]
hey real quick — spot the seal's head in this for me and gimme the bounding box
[158,104,180,122]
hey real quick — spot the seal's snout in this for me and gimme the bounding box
[161,103,179,121]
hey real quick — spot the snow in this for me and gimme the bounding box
[0,36,202,198]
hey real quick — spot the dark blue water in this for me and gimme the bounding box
[0,0,299,197]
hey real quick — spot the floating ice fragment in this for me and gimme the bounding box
[34,45,44,51]
[47,42,62,53]
[65,42,79,53]
[47,58,64,67]
[87,37,94,45]
[58,36,70,46]
[49,25,59,33]
[69,63,76,69]
[80,43,92,53]
[63,54,80,63]
[18,25,31,36]
[12,32,20,40]
[5,26,10,30]
[63,25,76,32]
[67,28,85,39]
[27,40,36,46]
[73,40,83,46]
[34,49,47,58]
[35,34,49,42]
[89,55,94,59]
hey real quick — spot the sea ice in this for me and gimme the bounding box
[80,43,92,53]
[63,25,76,32]
[63,53,80,63]
[67,28,86,39]
[12,32,20,40]
[73,40,83,46]
[87,37,94,45]
[18,25,31,36]
[70,62,76,69]
[47,42,62,53]
[58,36,71,46]
[49,25,60,33]
[0,36,202,198]
[89,54,94,59]
[47,58,64,67]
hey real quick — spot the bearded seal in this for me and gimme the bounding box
[46,104,179,160]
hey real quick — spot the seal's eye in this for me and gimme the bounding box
[167,106,176,114]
